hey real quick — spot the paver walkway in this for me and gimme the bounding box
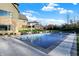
[0,33,77,56]
[48,33,77,56]
[0,36,47,56]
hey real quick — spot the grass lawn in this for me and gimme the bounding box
[19,29,46,33]
[77,33,79,55]
[19,28,60,34]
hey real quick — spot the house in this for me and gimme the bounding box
[27,21,44,30]
[0,3,28,35]
[44,24,54,30]
[27,21,39,29]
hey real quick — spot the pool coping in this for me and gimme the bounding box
[48,33,77,56]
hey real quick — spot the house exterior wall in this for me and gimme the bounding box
[0,3,27,35]
[0,3,19,19]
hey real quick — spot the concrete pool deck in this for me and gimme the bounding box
[48,33,77,56]
[0,33,77,56]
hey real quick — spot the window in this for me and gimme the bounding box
[0,10,10,16]
[0,25,11,31]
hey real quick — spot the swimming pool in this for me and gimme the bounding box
[19,32,68,53]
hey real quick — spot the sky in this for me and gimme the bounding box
[18,3,79,26]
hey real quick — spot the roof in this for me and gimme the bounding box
[19,14,28,21]
[28,21,39,23]
[13,3,19,6]
[12,3,20,13]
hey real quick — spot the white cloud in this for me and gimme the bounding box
[57,7,64,10]
[42,3,74,14]
[40,19,66,25]
[47,3,59,7]
[26,16,66,25]
[27,16,38,21]
[59,9,73,14]
[25,10,39,15]
[42,6,56,11]
[68,10,74,13]
[21,11,66,25]
[22,11,38,21]
[21,10,41,21]
[22,12,32,17]
[21,9,66,25]
[22,10,40,17]
[72,3,78,5]
[42,3,58,11]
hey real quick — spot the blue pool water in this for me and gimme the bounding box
[19,32,68,49]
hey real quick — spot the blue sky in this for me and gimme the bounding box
[18,3,79,25]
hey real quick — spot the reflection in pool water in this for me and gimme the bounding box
[19,32,68,49]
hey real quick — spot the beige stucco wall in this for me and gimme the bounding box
[0,3,28,35]
[0,16,18,34]
[0,16,12,25]
[0,3,19,34]
[0,3,19,19]
[17,20,28,29]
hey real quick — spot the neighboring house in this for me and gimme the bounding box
[44,24,54,30]
[27,21,44,30]
[35,24,44,30]
[28,21,39,29]
[0,3,28,35]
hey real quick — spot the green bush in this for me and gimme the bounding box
[19,29,45,33]
[19,30,30,33]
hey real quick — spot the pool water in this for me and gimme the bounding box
[19,32,68,49]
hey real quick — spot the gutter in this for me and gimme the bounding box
[12,3,20,13]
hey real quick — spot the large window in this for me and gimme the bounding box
[0,10,11,17]
[0,25,11,31]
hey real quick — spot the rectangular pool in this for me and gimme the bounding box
[19,32,68,53]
